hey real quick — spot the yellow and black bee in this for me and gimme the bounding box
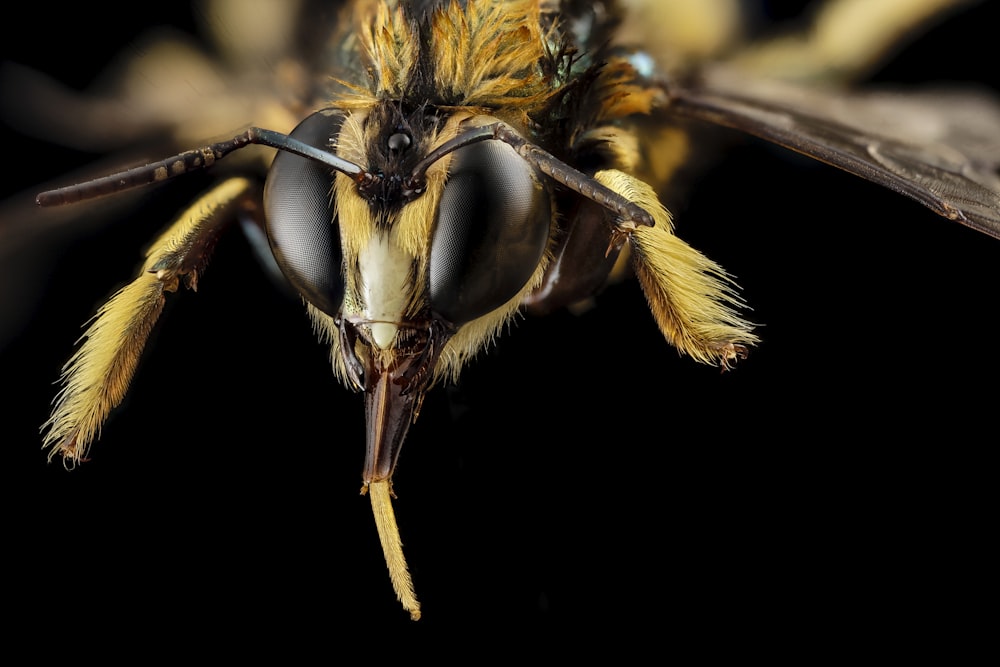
[4,0,997,627]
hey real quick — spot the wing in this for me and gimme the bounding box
[667,66,1000,240]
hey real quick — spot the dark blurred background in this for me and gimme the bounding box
[2,0,995,654]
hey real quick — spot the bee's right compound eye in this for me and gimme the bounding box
[264,110,346,317]
[429,140,551,325]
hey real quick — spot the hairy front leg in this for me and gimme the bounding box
[42,177,259,466]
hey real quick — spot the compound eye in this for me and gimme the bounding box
[429,140,551,325]
[264,110,345,317]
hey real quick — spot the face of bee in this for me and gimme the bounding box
[3,0,997,631]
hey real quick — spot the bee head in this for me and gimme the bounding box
[264,103,552,484]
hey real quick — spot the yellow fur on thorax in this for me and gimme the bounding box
[348,0,556,113]
[355,0,417,98]
[428,0,553,109]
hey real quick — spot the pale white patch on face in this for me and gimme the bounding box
[356,233,413,349]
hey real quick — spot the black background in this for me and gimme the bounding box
[2,1,995,656]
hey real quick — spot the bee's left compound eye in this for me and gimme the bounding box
[264,110,346,317]
[429,141,551,325]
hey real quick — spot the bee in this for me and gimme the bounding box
[4,0,997,626]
